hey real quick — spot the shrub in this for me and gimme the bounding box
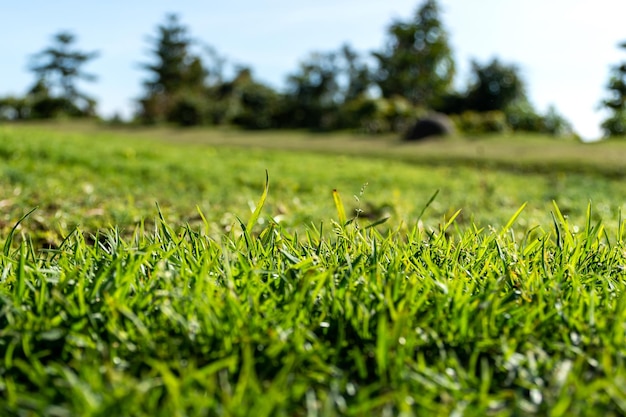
[167,94,208,126]
[505,102,545,132]
[601,110,626,137]
[452,110,509,134]
[232,83,280,129]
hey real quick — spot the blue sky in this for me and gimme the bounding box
[2,0,625,139]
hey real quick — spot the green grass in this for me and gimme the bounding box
[2,122,626,415]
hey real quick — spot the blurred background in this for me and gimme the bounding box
[2,0,626,140]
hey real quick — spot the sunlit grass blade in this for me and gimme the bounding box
[3,206,37,257]
[417,189,439,221]
[501,202,527,234]
[441,208,462,233]
[246,170,270,232]
[332,188,347,225]
[364,216,390,230]
[155,201,173,242]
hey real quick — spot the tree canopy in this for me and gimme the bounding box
[137,14,208,124]
[27,31,99,117]
[601,42,626,137]
[373,0,455,108]
[0,0,578,138]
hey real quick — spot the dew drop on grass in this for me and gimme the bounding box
[320,321,330,328]
[530,388,543,405]
[554,360,573,386]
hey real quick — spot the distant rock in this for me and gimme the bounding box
[404,113,455,141]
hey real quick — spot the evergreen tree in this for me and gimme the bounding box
[282,51,341,129]
[138,14,208,124]
[373,0,454,108]
[28,31,99,117]
[339,44,371,103]
[465,58,526,112]
[601,42,626,137]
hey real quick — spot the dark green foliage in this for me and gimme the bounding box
[138,14,209,125]
[437,59,573,137]
[339,43,372,103]
[504,102,573,137]
[373,0,455,108]
[141,14,204,96]
[282,51,342,129]
[542,105,575,136]
[601,111,626,137]
[465,58,526,112]
[167,93,208,126]
[452,110,509,134]
[0,45,98,121]
[601,42,626,137]
[0,97,30,120]
[504,101,545,132]
[232,80,281,129]
[339,96,426,134]
[281,44,375,131]
[4,31,100,119]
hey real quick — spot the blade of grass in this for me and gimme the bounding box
[332,188,347,226]
[364,216,390,230]
[501,202,527,235]
[246,170,270,232]
[3,206,37,257]
[417,189,439,221]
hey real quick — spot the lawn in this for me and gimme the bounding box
[1,122,626,415]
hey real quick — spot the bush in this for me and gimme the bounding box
[0,96,30,120]
[504,102,545,132]
[232,83,280,129]
[30,96,86,119]
[337,97,380,132]
[336,96,427,134]
[542,105,574,137]
[452,110,509,135]
[167,94,208,126]
[601,110,626,137]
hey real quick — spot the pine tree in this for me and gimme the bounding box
[28,31,99,116]
[601,42,626,137]
[138,14,208,124]
[373,0,454,108]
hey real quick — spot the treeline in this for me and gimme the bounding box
[2,1,626,137]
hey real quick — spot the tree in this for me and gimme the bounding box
[279,44,373,130]
[339,44,371,103]
[28,31,99,117]
[282,51,342,129]
[601,42,626,137]
[138,14,208,124]
[373,0,455,108]
[226,68,281,129]
[465,58,526,112]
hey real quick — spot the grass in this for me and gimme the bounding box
[2,122,626,415]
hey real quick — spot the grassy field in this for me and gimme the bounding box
[2,122,626,415]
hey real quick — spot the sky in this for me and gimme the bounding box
[2,0,626,140]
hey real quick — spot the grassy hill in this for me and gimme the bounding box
[1,122,626,415]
